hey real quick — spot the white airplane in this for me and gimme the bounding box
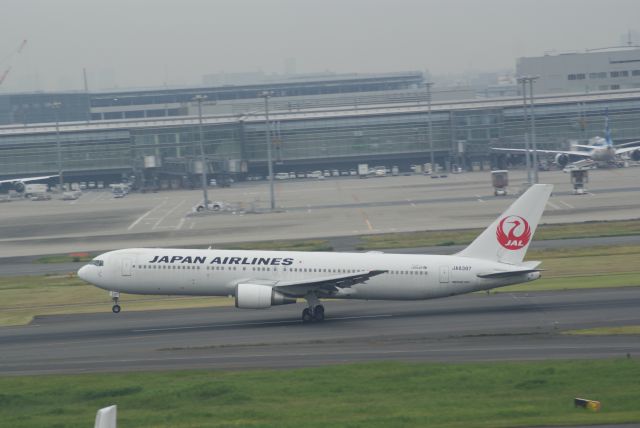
[0,175,59,192]
[492,114,640,168]
[79,184,552,323]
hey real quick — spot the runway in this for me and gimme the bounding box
[1,287,639,375]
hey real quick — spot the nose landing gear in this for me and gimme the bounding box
[302,292,325,323]
[110,291,121,314]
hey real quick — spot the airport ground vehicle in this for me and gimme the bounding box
[23,183,48,198]
[491,170,508,196]
[358,163,369,178]
[80,185,552,323]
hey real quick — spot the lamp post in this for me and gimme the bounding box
[426,82,435,171]
[528,76,540,184]
[50,102,64,191]
[193,95,209,210]
[259,90,275,211]
[517,77,532,185]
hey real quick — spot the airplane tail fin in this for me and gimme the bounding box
[456,184,553,265]
[604,108,613,147]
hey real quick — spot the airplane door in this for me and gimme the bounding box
[121,257,134,276]
[439,266,449,283]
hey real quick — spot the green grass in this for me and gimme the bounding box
[357,218,640,250]
[35,253,95,264]
[0,360,639,427]
[218,239,333,252]
[498,244,640,293]
[0,275,231,326]
[563,326,640,335]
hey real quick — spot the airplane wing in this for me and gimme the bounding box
[615,144,640,155]
[614,140,640,148]
[244,270,388,298]
[491,148,593,158]
[0,175,58,185]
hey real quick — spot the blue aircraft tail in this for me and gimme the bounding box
[604,108,613,146]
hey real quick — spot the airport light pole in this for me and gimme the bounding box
[527,76,540,184]
[259,90,275,211]
[193,95,209,210]
[426,82,435,171]
[517,77,532,185]
[50,102,64,191]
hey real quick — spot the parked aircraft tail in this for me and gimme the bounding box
[604,107,613,147]
[456,184,553,265]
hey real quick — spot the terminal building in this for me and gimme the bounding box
[2,71,640,191]
[517,47,640,94]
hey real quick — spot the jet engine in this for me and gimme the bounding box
[631,149,640,162]
[554,153,569,167]
[13,181,26,193]
[234,283,296,309]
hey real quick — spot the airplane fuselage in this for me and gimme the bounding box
[80,248,540,302]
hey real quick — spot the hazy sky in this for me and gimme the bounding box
[2,0,640,92]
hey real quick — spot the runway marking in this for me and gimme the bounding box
[546,200,561,210]
[8,343,638,374]
[127,199,167,231]
[176,217,186,231]
[152,199,186,230]
[407,199,416,207]
[131,314,393,333]
[475,194,485,203]
[558,200,574,209]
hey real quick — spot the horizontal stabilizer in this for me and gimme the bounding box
[477,269,541,279]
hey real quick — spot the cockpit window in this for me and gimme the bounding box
[89,259,104,267]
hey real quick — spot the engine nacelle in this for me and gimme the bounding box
[631,149,640,162]
[554,153,569,167]
[13,181,25,193]
[234,283,296,309]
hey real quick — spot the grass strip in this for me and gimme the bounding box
[0,274,230,326]
[217,239,332,252]
[563,326,640,336]
[357,218,640,250]
[0,360,639,427]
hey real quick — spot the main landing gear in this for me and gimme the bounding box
[110,291,121,314]
[302,292,325,323]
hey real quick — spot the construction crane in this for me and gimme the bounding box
[0,39,28,87]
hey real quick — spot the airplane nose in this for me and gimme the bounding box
[78,265,91,282]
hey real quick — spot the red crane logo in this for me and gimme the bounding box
[496,215,531,250]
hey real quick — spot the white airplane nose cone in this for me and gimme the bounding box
[78,265,91,282]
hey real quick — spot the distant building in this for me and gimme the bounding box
[517,47,640,94]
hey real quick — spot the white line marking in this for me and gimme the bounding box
[127,199,167,231]
[152,200,186,230]
[176,217,185,231]
[559,200,574,209]
[131,314,393,333]
[546,201,561,210]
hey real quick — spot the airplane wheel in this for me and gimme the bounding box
[302,308,313,323]
[112,304,121,314]
[313,305,325,322]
